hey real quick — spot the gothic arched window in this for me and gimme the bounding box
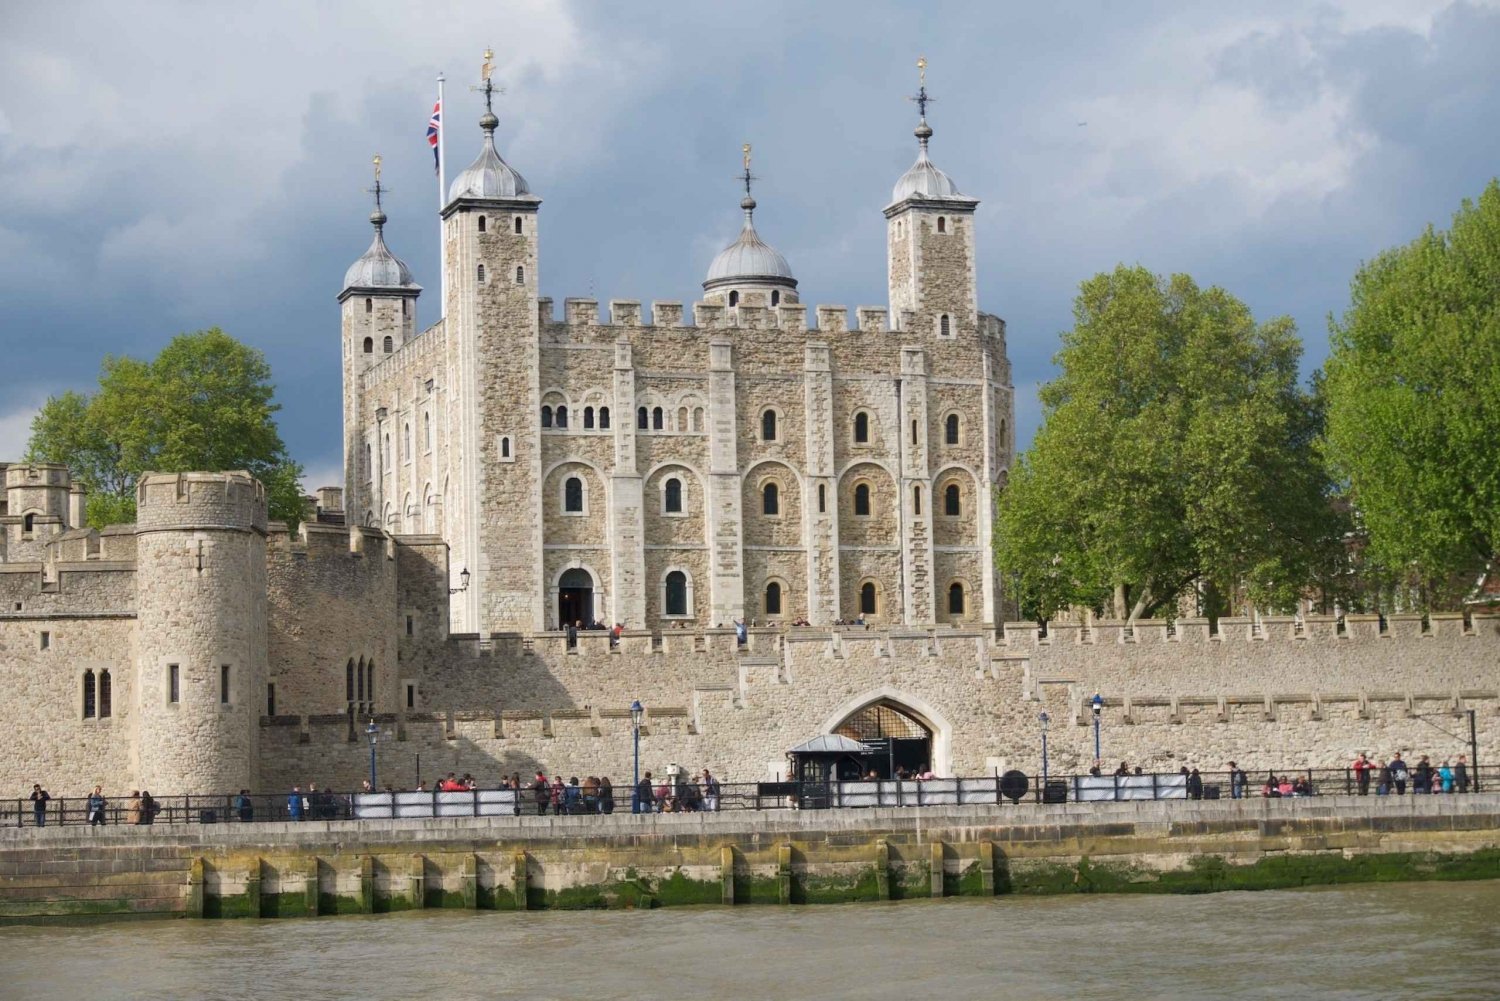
[98,669,111,718]
[762,482,779,516]
[82,669,96,719]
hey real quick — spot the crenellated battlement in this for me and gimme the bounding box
[135,471,268,534]
[999,614,1497,649]
[267,521,397,562]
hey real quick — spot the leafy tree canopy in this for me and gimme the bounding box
[1323,180,1500,589]
[996,265,1344,620]
[26,328,305,527]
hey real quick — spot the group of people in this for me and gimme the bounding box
[390,765,724,816]
[285,783,349,821]
[28,784,162,826]
[630,767,721,813]
[1351,752,1473,795]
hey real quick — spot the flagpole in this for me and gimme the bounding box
[437,71,448,319]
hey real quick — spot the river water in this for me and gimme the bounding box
[2,881,1496,1000]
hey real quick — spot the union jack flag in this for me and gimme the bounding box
[426,99,441,173]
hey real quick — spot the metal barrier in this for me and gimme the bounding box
[4,765,1490,827]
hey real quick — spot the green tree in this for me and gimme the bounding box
[26,328,305,527]
[1323,180,1500,596]
[996,265,1343,620]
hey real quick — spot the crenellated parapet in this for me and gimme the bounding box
[135,470,267,535]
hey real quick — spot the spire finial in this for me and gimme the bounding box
[908,55,934,149]
[471,47,503,131]
[366,154,387,230]
[737,142,757,216]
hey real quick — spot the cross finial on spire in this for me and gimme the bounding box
[741,142,755,198]
[908,55,933,120]
[366,154,388,229]
[471,47,503,121]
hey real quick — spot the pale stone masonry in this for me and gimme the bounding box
[0,91,1496,797]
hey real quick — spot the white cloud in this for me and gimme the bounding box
[0,401,43,461]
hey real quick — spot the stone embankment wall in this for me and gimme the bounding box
[0,795,1495,922]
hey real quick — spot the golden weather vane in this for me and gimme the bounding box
[743,142,752,171]
[481,48,494,81]
[918,55,926,86]
[909,55,933,119]
[372,153,382,181]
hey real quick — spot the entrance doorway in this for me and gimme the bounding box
[557,567,594,627]
[834,701,933,779]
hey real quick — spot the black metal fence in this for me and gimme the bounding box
[5,765,1489,828]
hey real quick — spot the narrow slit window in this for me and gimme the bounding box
[365,297,372,314]
[478,215,486,233]
[945,413,959,444]
[913,485,921,515]
[515,266,524,284]
[854,411,869,443]
[500,436,511,458]
[477,264,486,283]
[346,659,355,702]
[82,670,96,719]
[267,683,276,717]
[940,314,950,337]
[220,664,231,705]
[818,483,826,513]
[168,664,180,704]
[99,669,111,718]
[405,615,414,636]
[406,683,415,709]
[514,216,523,234]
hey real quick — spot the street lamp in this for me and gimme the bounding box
[365,717,379,791]
[630,700,645,814]
[1091,693,1103,764]
[1039,711,1051,785]
[449,567,471,594]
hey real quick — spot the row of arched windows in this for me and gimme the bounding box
[637,405,706,433]
[850,580,966,616]
[362,335,394,354]
[475,214,525,234]
[346,657,375,718]
[82,668,112,719]
[560,472,963,521]
[725,290,784,307]
[542,405,611,430]
[477,264,525,284]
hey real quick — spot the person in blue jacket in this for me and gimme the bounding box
[288,785,305,821]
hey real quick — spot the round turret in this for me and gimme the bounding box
[133,472,268,795]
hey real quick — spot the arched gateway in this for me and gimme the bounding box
[822,688,954,778]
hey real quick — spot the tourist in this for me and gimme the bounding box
[1412,755,1433,795]
[1261,773,1279,798]
[566,620,579,649]
[599,776,615,814]
[235,789,254,822]
[1438,760,1454,793]
[1187,768,1204,801]
[1430,768,1443,795]
[29,783,49,827]
[702,769,720,812]
[1455,755,1470,793]
[655,775,671,812]
[140,791,158,824]
[1352,752,1372,795]
[125,791,142,825]
[734,619,747,646]
[1389,753,1409,795]
[87,785,107,826]
[288,785,305,821]
[1277,776,1294,797]
[550,776,566,814]
[565,777,582,815]
[634,771,653,814]
[532,773,550,815]
[1114,761,1130,777]
[1228,761,1248,800]
[360,779,373,794]
[583,775,599,813]
[1376,758,1392,796]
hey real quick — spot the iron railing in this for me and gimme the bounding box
[4,765,1488,828]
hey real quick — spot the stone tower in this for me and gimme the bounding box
[339,171,421,529]
[132,471,268,795]
[441,79,542,631]
[2,463,81,562]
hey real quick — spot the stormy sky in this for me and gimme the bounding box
[3,1,1498,490]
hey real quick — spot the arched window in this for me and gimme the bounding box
[599,407,611,429]
[98,669,111,718]
[365,297,372,314]
[771,290,781,306]
[945,413,960,444]
[761,409,777,441]
[82,669,96,719]
[23,513,35,535]
[665,570,688,616]
[728,290,739,307]
[937,216,947,233]
[356,658,365,702]
[854,411,870,443]
[346,659,355,703]
[499,436,511,459]
[541,406,553,428]
[363,336,373,353]
[913,485,921,515]
[944,483,960,516]
[638,406,649,430]
[366,662,375,709]
[664,477,683,514]
[860,582,877,615]
[940,314,950,338]
[514,216,523,234]
[383,335,393,352]
[762,482,779,516]
[854,483,871,517]
[677,406,688,431]
[692,407,703,432]
[948,582,965,615]
[478,216,486,233]
[555,405,568,429]
[765,581,782,616]
[477,264,486,284]
[583,406,595,429]
[652,407,664,430]
[564,476,584,513]
[515,266,524,284]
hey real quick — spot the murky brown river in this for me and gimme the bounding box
[2,881,1496,1000]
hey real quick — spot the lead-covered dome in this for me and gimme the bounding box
[448,110,532,202]
[342,207,420,294]
[890,120,969,204]
[704,196,797,290]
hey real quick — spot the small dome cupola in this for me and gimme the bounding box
[703,143,797,296]
[341,155,421,297]
[447,63,535,204]
[888,58,978,208]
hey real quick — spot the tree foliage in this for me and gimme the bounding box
[1323,180,1500,590]
[26,329,305,527]
[996,265,1344,620]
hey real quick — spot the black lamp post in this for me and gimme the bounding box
[449,567,471,594]
[630,700,645,813]
[1091,693,1103,763]
[365,717,379,791]
[1039,711,1051,785]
